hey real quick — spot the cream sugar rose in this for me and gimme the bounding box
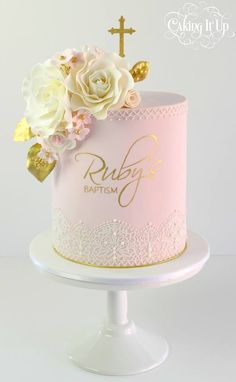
[15,47,187,267]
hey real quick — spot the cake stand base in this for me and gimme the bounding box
[69,291,168,375]
[30,231,209,376]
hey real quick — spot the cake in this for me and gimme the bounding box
[15,46,187,268]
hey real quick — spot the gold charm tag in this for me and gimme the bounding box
[27,143,56,182]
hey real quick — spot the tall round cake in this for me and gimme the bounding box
[52,91,187,267]
[15,45,187,268]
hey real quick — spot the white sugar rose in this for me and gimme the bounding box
[22,61,68,137]
[66,47,134,120]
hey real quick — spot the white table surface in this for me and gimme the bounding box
[0,255,235,382]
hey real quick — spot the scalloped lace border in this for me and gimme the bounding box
[52,209,187,267]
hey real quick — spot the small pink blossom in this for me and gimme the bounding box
[76,127,90,141]
[67,110,92,142]
[83,45,104,58]
[53,48,84,68]
[68,50,84,68]
[69,127,90,142]
[72,110,92,129]
[37,131,76,157]
[50,134,65,146]
[38,147,58,164]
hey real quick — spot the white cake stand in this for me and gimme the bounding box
[29,230,209,376]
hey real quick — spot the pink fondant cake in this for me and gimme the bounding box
[52,91,187,267]
[15,45,187,268]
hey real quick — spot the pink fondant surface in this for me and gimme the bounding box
[52,92,187,230]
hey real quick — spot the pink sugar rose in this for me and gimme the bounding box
[123,89,141,108]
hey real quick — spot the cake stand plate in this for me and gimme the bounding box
[30,230,209,376]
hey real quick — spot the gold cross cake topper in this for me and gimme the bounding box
[108,16,135,57]
[108,16,150,83]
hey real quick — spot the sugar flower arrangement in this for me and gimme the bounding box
[14,46,150,181]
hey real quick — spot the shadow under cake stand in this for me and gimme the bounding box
[30,230,210,376]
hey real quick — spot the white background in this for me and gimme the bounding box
[0,0,235,256]
[0,255,235,382]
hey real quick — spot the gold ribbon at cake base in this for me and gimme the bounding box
[27,143,56,182]
[14,117,34,141]
[53,242,187,269]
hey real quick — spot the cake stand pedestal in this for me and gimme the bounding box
[29,230,209,376]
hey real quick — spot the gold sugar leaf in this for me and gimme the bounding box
[27,143,56,182]
[14,117,34,141]
[130,61,150,82]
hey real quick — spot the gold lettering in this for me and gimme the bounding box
[77,135,161,207]
[84,185,118,194]
[75,153,106,185]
